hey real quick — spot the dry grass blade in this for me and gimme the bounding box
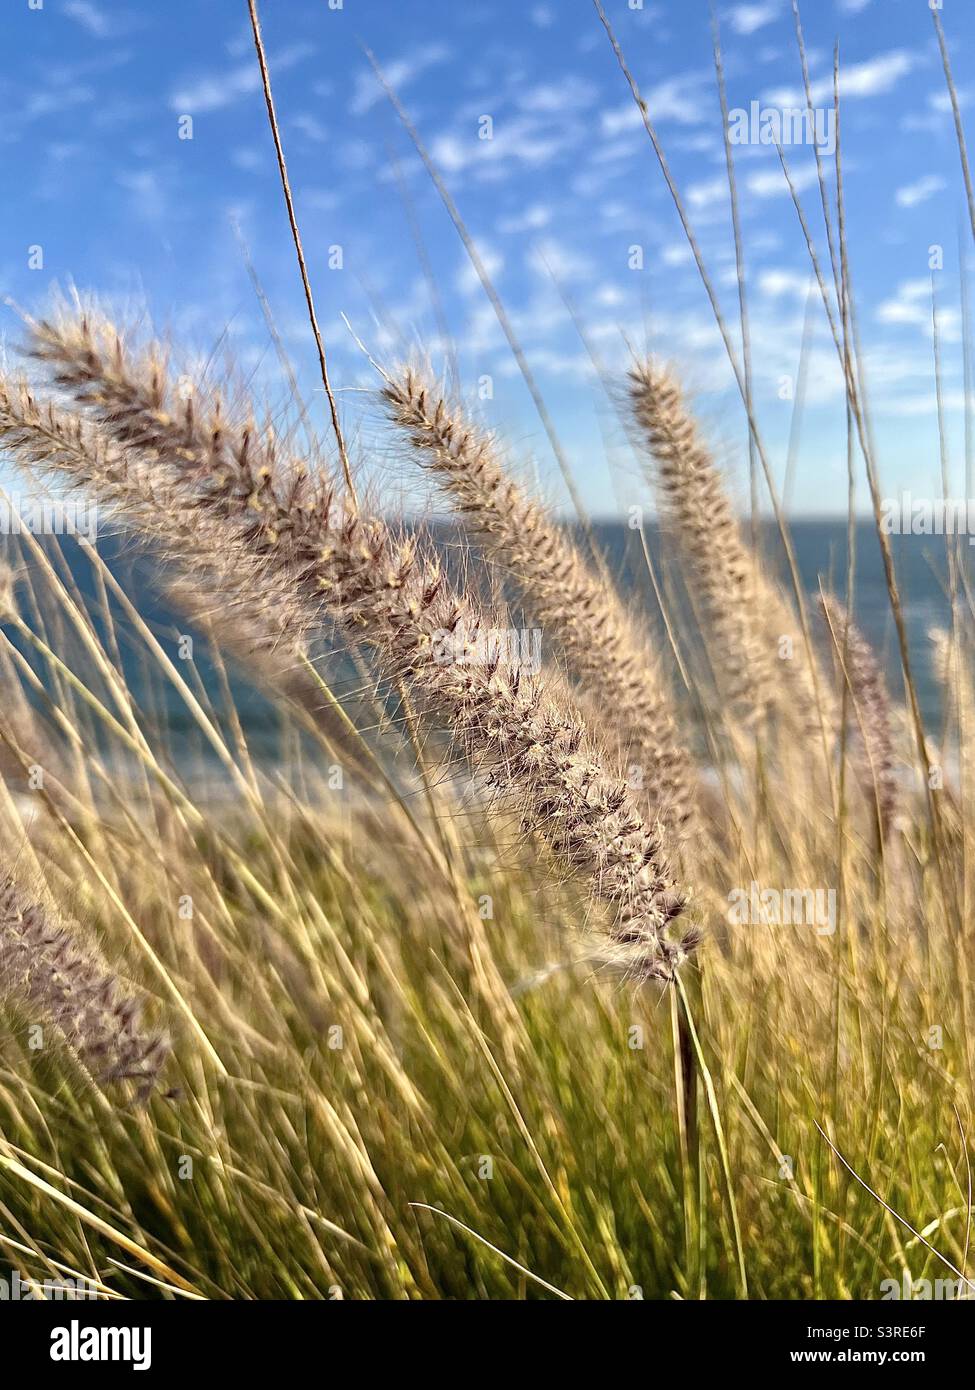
[246,0,356,508]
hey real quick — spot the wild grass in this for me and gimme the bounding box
[0,0,971,1303]
[382,365,694,839]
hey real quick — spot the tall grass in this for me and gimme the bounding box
[0,1,971,1304]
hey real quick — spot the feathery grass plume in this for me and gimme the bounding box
[0,376,306,648]
[929,624,975,742]
[382,367,694,839]
[26,310,694,978]
[629,360,827,736]
[0,377,377,772]
[820,596,899,842]
[0,558,39,812]
[629,361,773,723]
[0,875,169,1097]
[928,624,970,804]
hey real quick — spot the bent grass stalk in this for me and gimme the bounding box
[820,596,898,845]
[382,366,695,840]
[0,380,433,829]
[27,310,696,980]
[630,360,829,736]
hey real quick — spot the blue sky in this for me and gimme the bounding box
[1,0,973,517]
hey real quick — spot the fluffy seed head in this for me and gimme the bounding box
[821,595,899,841]
[630,359,832,739]
[0,876,170,1098]
[27,311,696,979]
[383,367,695,841]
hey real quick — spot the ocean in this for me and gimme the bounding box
[0,519,959,781]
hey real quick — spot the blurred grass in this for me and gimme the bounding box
[0,601,970,1299]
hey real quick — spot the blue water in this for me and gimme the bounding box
[0,519,957,776]
[609,518,953,730]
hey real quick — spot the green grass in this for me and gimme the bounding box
[0,689,969,1299]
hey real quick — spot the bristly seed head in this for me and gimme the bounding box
[18,310,699,980]
[0,876,170,1100]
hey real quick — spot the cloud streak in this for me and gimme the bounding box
[765,49,915,108]
[726,4,780,37]
[63,0,114,39]
[896,175,946,208]
[169,44,312,114]
[350,43,449,116]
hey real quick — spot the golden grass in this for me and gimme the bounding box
[0,0,970,1306]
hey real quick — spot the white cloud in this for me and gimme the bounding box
[455,245,504,298]
[765,49,914,108]
[687,176,729,210]
[931,87,973,114]
[837,51,915,98]
[292,114,328,143]
[757,268,810,298]
[876,279,959,341]
[601,72,712,136]
[231,147,263,173]
[900,112,942,135]
[170,45,311,114]
[662,244,694,266]
[171,64,259,114]
[747,163,818,198]
[116,169,166,222]
[518,77,598,115]
[64,0,113,37]
[838,0,872,13]
[593,283,625,307]
[902,88,971,133]
[531,5,555,27]
[891,278,931,302]
[885,389,967,417]
[896,175,946,209]
[350,43,449,116]
[497,204,552,234]
[529,238,595,282]
[19,84,94,122]
[877,302,926,327]
[431,116,572,178]
[672,131,721,155]
[300,188,342,214]
[336,139,373,172]
[430,134,469,173]
[727,4,779,37]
